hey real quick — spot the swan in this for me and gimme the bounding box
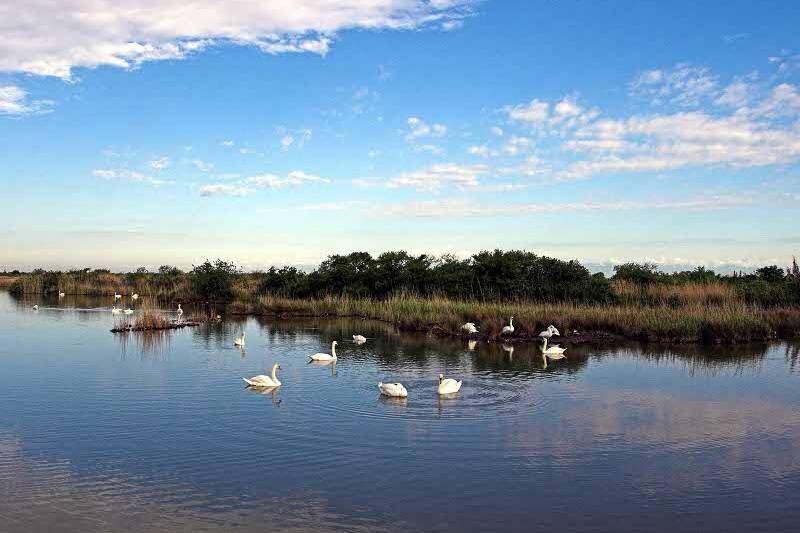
[114,292,122,300]
[353,334,367,344]
[310,341,337,361]
[32,304,39,310]
[176,304,183,316]
[378,382,408,397]
[437,374,462,395]
[123,308,134,315]
[541,338,567,358]
[243,363,281,387]
[501,316,515,335]
[132,293,139,300]
[461,322,479,334]
[234,331,246,346]
[538,325,560,338]
[58,292,65,298]
[111,306,122,314]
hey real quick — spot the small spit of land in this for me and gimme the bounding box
[6,252,800,343]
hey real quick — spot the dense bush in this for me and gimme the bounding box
[189,260,240,301]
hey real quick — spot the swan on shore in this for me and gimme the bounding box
[378,382,408,397]
[461,322,478,334]
[58,292,65,298]
[437,374,462,395]
[243,363,282,387]
[310,341,337,362]
[176,304,183,316]
[353,334,367,344]
[501,316,515,335]
[234,331,246,346]
[538,325,560,338]
[114,292,121,300]
[132,293,139,300]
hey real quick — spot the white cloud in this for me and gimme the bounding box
[93,168,170,186]
[506,98,549,125]
[630,63,718,107]
[367,149,382,157]
[148,156,170,170]
[0,84,52,116]
[247,170,330,189]
[467,144,490,157]
[503,136,532,155]
[221,139,235,147]
[279,128,312,151]
[561,106,800,180]
[388,163,488,192]
[715,80,751,107]
[375,194,756,218]
[199,184,254,197]
[490,126,504,136]
[192,159,214,172]
[404,116,447,141]
[415,144,444,155]
[0,1,476,80]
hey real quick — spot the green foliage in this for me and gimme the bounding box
[189,259,240,301]
[612,262,662,284]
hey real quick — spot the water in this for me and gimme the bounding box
[1,292,799,532]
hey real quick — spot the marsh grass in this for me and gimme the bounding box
[231,293,797,343]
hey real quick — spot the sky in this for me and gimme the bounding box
[1,0,799,273]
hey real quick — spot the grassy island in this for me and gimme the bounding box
[7,251,800,344]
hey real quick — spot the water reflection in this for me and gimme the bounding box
[3,292,800,532]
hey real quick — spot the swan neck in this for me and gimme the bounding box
[510,317,513,327]
[271,365,278,381]
[332,343,336,357]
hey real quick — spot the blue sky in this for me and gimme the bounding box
[1,0,799,272]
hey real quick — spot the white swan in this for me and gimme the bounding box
[501,316,515,335]
[310,341,337,362]
[353,334,367,344]
[111,306,122,314]
[123,308,134,315]
[132,293,139,300]
[32,304,39,310]
[538,325,560,338]
[176,304,183,316]
[437,374,462,395]
[243,363,281,387]
[58,292,65,298]
[378,382,408,397]
[541,338,567,358]
[461,322,479,334]
[114,292,122,300]
[234,331,246,346]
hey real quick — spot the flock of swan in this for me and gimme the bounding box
[242,337,463,398]
[242,319,566,399]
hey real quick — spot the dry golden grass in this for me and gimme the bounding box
[231,293,798,343]
[0,275,19,289]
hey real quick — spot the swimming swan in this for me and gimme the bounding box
[243,363,282,387]
[461,322,479,334]
[501,316,515,335]
[114,292,122,300]
[132,293,139,300]
[378,382,408,397]
[541,338,567,358]
[123,308,134,315]
[353,334,367,344]
[58,292,65,298]
[176,304,183,316]
[234,331,246,346]
[310,341,337,362]
[437,374,462,395]
[32,304,39,310]
[111,306,122,314]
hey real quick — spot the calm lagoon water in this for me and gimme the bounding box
[1,291,799,532]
